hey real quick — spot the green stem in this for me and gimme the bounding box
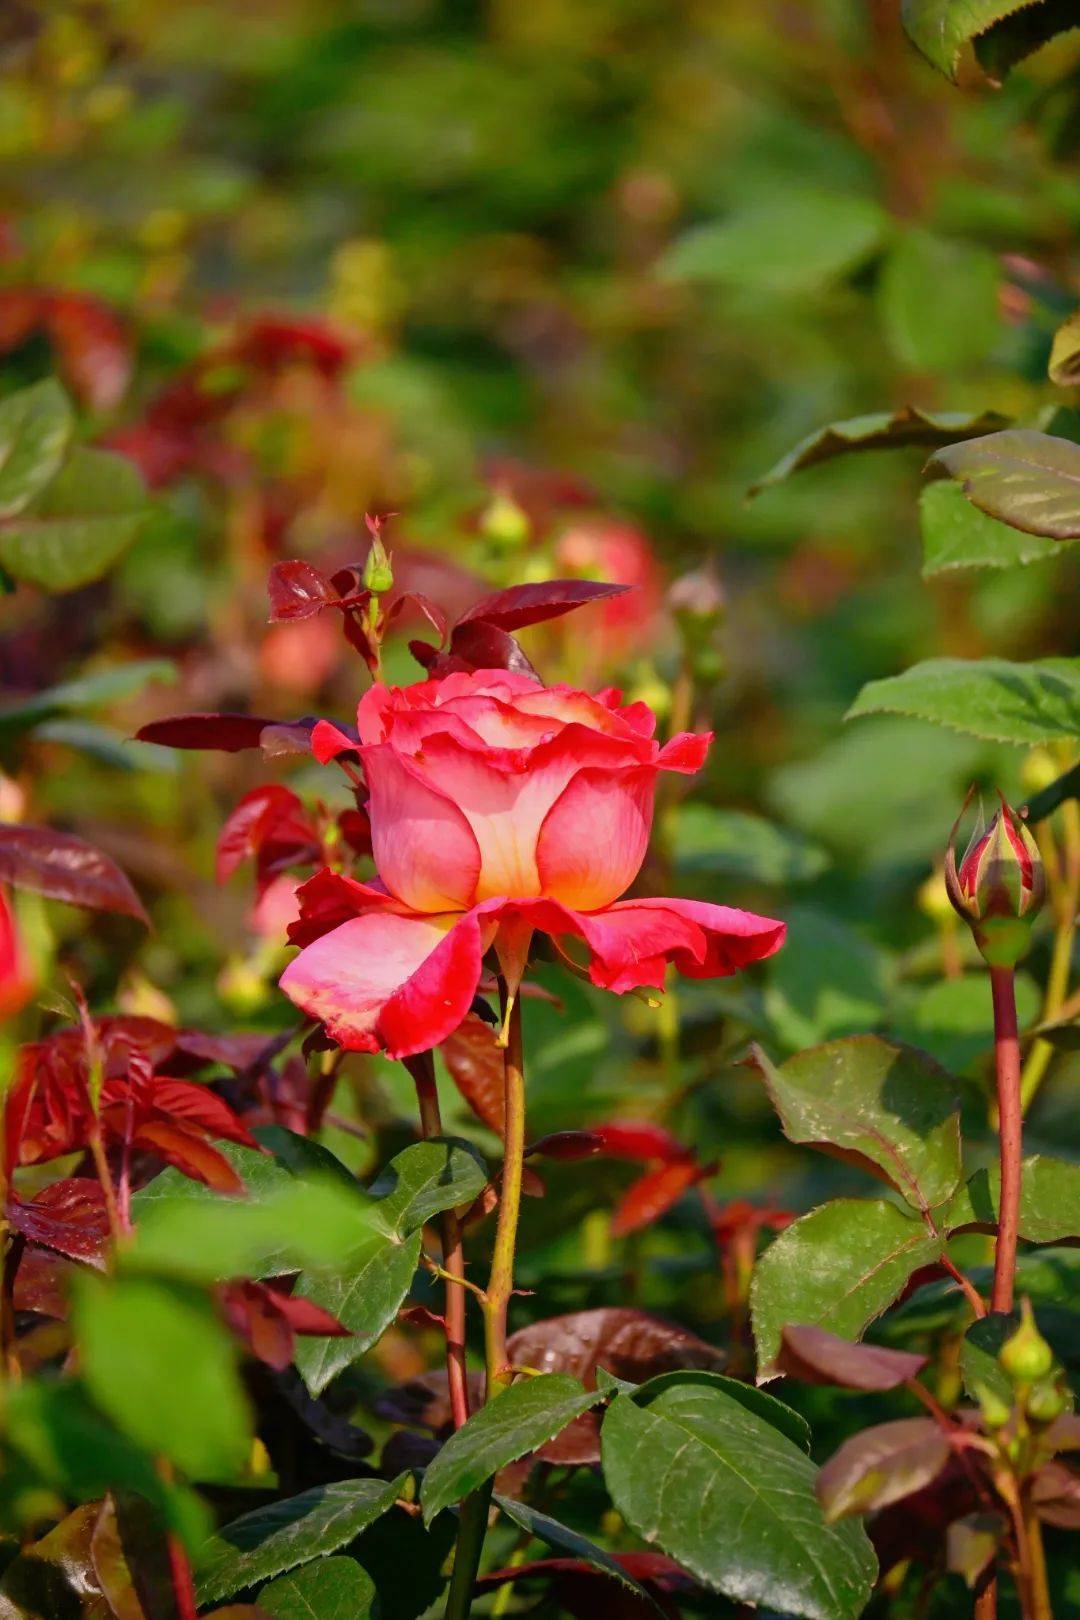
[443,984,527,1620]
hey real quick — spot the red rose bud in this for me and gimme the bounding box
[944,795,1044,967]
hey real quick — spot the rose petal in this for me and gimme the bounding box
[362,743,482,911]
[536,765,654,910]
[562,896,786,993]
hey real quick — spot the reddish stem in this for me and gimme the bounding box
[166,1532,199,1620]
[989,966,1022,1315]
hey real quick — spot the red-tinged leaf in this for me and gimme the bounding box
[269,1288,351,1338]
[135,713,278,752]
[0,822,148,924]
[777,1325,928,1391]
[215,785,315,884]
[259,719,318,759]
[267,560,338,622]
[133,1120,244,1192]
[457,578,631,632]
[236,313,355,378]
[337,808,371,856]
[592,1121,690,1163]
[172,1030,275,1072]
[222,1280,296,1370]
[441,1013,506,1133]
[817,1418,952,1521]
[0,287,42,351]
[507,1307,724,1466]
[1032,1461,1080,1529]
[610,1160,707,1237]
[45,293,132,412]
[6,1179,110,1264]
[527,1130,604,1161]
[13,1245,71,1317]
[384,590,449,644]
[446,620,538,677]
[143,1078,259,1148]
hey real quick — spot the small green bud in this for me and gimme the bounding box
[999,1298,1055,1385]
[972,1377,1012,1430]
[1025,1376,1068,1426]
[362,528,394,594]
[480,489,530,550]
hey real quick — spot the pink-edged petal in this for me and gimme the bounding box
[657,731,713,773]
[311,718,361,764]
[362,743,481,911]
[287,867,403,947]
[557,896,785,993]
[536,766,654,910]
[280,908,487,1058]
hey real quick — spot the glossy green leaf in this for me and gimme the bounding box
[750,407,1009,494]
[0,379,74,519]
[816,1418,949,1520]
[293,1230,422,1396]
[368,1136,487,1238]
[947,1155,1080,1244]
[672,805,828,884]
[659,189,886,297]
[601,1373,876,1620]
[879,231,1000,372]
[751,1199,944,1378]
[493,1496,658,1602]
[927,431,1080,540]
[754,1036,961,1213]
[901,0,1076,80]
[847,657,1080,744]
[959,1312,1017,1408]
[921,481,1069,575]
[258,1556,377,1619]
[72,1272,252,1482]
[421,1374,603,1523]
[196,1477,406,1605]
[0,445,149,591]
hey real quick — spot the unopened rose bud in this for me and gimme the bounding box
[480,489,530,550]
[362,528,394,594]
[944,795,1044,967]
[999,1298,1054,1385]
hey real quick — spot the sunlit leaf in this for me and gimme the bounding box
[847,656,1080,744]
[927,431,1080,540]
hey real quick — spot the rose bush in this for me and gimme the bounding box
[280,669,784,1056]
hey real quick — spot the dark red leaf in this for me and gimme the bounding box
[143,1078,258,1148]
[135,713,278,752]
[45,293,132,412]
[384,590,448,644]
[440,1014,506,1133]
[0,287,42,351]
[13,1245,71,1317]
[267,560,338,622]
[590,1121,689,1163]
[778,1325,928,1391]
[133,1121,243,1192]
[221,1280,295,1370]
[1032,1461,1080,1529]
[507,1308,724,1466]
[527,1130,604,1161]
[817,1418,952,1521]
[172,1030,275,1072]
[610,1160,707,1238]
[269,1288,351,1338]
[446,620,538,677]
[236,313,355,378]
[0,822,148,924]
[457,578,631,632]
[6,1179,110,1264]
[215,785,316,885]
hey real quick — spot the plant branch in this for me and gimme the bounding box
[990,967,1023,1315]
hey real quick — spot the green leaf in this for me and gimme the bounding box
[921,481,1070,576]
[1049,309,1080,387]
[671,805,829,884]
[259,1557,378,1619]
[492,1496,659,1603]
[947,1155,1080,1244]
[750,407,1009,495]
[659,188,887,297]
[293,1232,422,1396]
[71,1273,252,1482]
[368,1137,488,1238]
[878,231,1000,372]
[0,658,176,737]
[420,1374,603,1523]
[0,379,74,519]
[901,0,1077,81]
[754,1036,962,1213]
[764,906,891,1051]
[0,444,149,591]
[847,657,1080,744]
[927,431,1080,541]
[615,1368,812,1452]
[960,1313,1016,1409]
[196,1477,406,1605]
[751,1199,944,1378]
[601,1373,876,1620]
[132,1140,296,1213]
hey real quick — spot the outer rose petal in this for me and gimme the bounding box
[280,909,486,1059]
[657,732,713,773]
[536,767,654,910]
[363,743,481,911]
[564,896,785,993]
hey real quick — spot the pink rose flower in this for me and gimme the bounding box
[280,670,784,1058]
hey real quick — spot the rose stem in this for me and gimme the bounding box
[156,1459,199,1620]
[989,966,1022,1314]
[444,983,527,1620]
[406,1050,471,1430]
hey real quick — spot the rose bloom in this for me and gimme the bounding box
[279,670,784,1058]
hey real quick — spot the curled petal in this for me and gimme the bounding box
[657,732,713,773]
[280,909,488,1059]
[564,896,785,993]
[311,719,361,764]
